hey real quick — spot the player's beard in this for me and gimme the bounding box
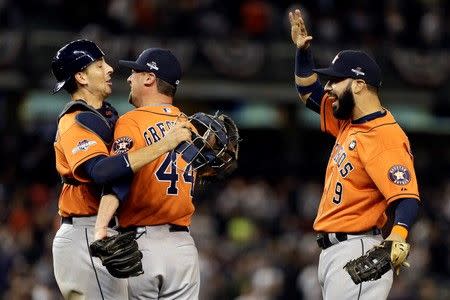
[333,84,355,120]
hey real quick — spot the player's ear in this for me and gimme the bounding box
[74,71,88,85]
[352,79,365,94]
[144,72,156,86]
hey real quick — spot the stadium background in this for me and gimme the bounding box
[0,0,449,299]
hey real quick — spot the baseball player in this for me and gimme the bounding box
[289,9,420,299]
[51,40,192,299]
[94,48,200,300]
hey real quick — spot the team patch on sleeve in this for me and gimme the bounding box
[112,136,134,154]
[72,139,97,154]
[388,165,411,185]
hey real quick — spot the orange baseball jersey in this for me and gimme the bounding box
[314,96,420,232]
[111,105,195,227]
[54,109,110,217]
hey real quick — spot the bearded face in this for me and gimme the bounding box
[329,80,355,120]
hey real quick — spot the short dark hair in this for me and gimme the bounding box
[367,84,378,94]
[156,78,176,97]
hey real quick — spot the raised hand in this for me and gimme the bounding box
[288,9,313,49]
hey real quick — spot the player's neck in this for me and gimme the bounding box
[140,92,173,107]
[352,93,382,120]
[71,91,104,109]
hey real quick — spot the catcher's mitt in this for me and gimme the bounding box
[344,240,410,284]
[89,231,144,278]
[175,111,240,178]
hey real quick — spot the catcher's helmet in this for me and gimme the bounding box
[51,39,105,94]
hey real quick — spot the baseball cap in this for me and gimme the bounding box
[119,48,181,87]
[313,50,382,88]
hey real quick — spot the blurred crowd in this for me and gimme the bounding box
[0,0,448,48]
[1,0,449,90]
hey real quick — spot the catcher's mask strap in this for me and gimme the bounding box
[190,113,228,147]
[174,142,216,170]
[174,111,233,172]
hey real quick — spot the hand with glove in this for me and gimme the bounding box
[90,232,144,278]
[175,112,240,179]
[344,234,410,284]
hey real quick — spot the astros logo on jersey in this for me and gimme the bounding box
[388,165,411,185]
[113,136,133,154]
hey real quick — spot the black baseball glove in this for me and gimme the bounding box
[89,232,144,278]
[344,240,410,284]
[175,112,240,179]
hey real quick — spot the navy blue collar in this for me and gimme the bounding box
[352,110,387,124]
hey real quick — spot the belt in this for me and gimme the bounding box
[119,224,189,233]
[61,176,81,186]
[61,216,117,228]
[316,227,381,250]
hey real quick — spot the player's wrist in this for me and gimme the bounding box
[388,225,408,241]
[295,48,315,78]
[94,226,108,240]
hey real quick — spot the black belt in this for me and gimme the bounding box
[61,176,81,186]
[61,216,117,228]
[316,228,381,250]
[119,224,189,233]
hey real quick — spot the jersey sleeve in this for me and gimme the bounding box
[59,122,109,181]
[320,95,341,137]
[364,142,420,204]
[111,114,145,155]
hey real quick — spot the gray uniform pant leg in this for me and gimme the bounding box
[318,235,393,300]
[53,221,128,300]
[127,225,200,300]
